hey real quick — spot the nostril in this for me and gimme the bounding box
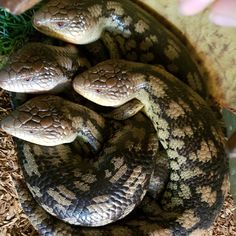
[0,116,13,130]
[0,70,9,87]
[32,12,44,28]
[33,16,40,28]
[0,110,22,130]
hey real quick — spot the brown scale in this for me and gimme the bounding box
[73,59,228,235]
[0,0,228,235]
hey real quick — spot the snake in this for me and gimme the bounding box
[1,94,106,147]
[32,0,207,98]
[0,0,229,235]
[5,94,160,227]
[72,59,228,233]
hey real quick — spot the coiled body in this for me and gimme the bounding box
[11,96,158,226]
[73,59,228,234]
[0,0,228,235]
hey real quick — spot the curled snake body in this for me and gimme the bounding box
[12,59,228,234]
[10,95,159,227]
[0,0,229,235]
[73,59,228,233]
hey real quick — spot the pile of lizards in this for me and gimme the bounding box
[0,0,229,235]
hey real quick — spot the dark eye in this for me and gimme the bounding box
[57,22,65,27]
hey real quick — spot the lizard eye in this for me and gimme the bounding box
[57,22,65,27]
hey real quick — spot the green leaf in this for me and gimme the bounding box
[0,7,36,57]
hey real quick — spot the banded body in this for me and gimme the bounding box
[2,0,227,234]
[33,0,207,97]
[73,59,228,234]
[12,105,168,236]
[14,109,158,227]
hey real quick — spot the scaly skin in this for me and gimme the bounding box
[33,0,207,98]
[3,94,164,228]
[1,0,227,234]
[1,95,105,147]
[0,43,90,93]
[73,59,228,235]
[13,110,158,227]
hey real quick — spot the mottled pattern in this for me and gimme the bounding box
[73,59,228,234]
[32,0,207,98]
[15,112,158,227]
[1,0,228,235]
